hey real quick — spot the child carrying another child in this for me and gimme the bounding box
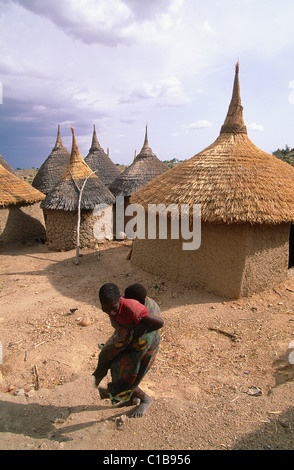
[92,283,163,418]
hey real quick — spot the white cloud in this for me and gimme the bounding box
[10,0,184,46]
[33,104,46,112]
[119,77,190,107]
[10,0,132,46]
[247,122,264,132]
[200,20,216,36]
[187,121,212,130]
[173,120,212,136]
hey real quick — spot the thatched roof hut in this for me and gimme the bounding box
[108,126,168,197]
[130,63,294,299]
[0,163,45,245]
[84,125,120,188]
[0,154,16,175]
[32,125,70,194]
[0,163,45,207]
[131,64,294,224]
[41,128,115,251]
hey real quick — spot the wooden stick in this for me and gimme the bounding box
[32,364,39,390]
[208,327,239,342]
[70,169,98,265]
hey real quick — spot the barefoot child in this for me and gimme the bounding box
[93,283,163,418]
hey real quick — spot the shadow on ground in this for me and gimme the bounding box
[0,242,222,310]
[232,406,294,450]
[0,396,135,443]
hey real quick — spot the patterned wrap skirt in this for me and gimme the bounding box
[98,297,161,404]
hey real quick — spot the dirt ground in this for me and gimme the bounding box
[0,239,294,451]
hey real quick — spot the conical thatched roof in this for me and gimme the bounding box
[84,125,120,187]
[108,126,168,197]
[0,154,16,175]
[41,128,115,212]
[0,163,45,207]
[32,125,70,194]
[130,63,294,225]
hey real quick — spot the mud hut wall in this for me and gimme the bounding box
[44,206,113,251]
[0,203,46,246]
[131,218,290,299]
[131,220,246,298]
[240,223,290,297]
[178,222,247,298]
[44,209,76,251]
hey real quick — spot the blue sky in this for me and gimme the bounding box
[1,0,294,169]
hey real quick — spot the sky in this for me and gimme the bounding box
[1,0,294,170]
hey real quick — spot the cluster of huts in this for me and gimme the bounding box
[1,63,294,299]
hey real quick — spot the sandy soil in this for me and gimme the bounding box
[0,239,294,451]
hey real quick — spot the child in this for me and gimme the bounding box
[93,283,163,418]
[124,283,161,320]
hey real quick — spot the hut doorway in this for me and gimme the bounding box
[289,224,294,268]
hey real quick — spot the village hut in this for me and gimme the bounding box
[32,125,70,194]
[84,125,121,187]
[41,128,115,251]
[129,63,294,299]
[109,125,168,197]
[108,126,168,237]
[0,163,45,246]
[0,154,17,175]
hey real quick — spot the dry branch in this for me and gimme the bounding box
[208,327,239,342]
[32,364,39,390]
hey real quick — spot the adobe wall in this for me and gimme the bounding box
[44,205,113,251]
[0,203,45,246]
[130,220,290,299]
[240,223,290,297]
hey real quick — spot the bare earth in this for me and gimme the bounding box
[0,240,294,451]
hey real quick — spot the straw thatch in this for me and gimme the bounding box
[84,125,120,187]
[0,163,45,207]
[41,128,115,212]
[0,155,16,175]
[32,125,70,194]
[108,126,168,197]
[131,63,294,225]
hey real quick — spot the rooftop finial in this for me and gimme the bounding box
[220,61,247,135]
[89,124,103,152]
[70,126,80,161]
[139,124,155,157]
[144,124,148,146]
[62,127,95,181]
[52,124,65,151]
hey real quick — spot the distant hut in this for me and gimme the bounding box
[32,125,70,194]
[109,126,168,236]
[130,63,294,299]
[109,125,168,197]
[84,125,120,188]
[0,163,45,246]
[0,154,16,175]
[41,128,115,251]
